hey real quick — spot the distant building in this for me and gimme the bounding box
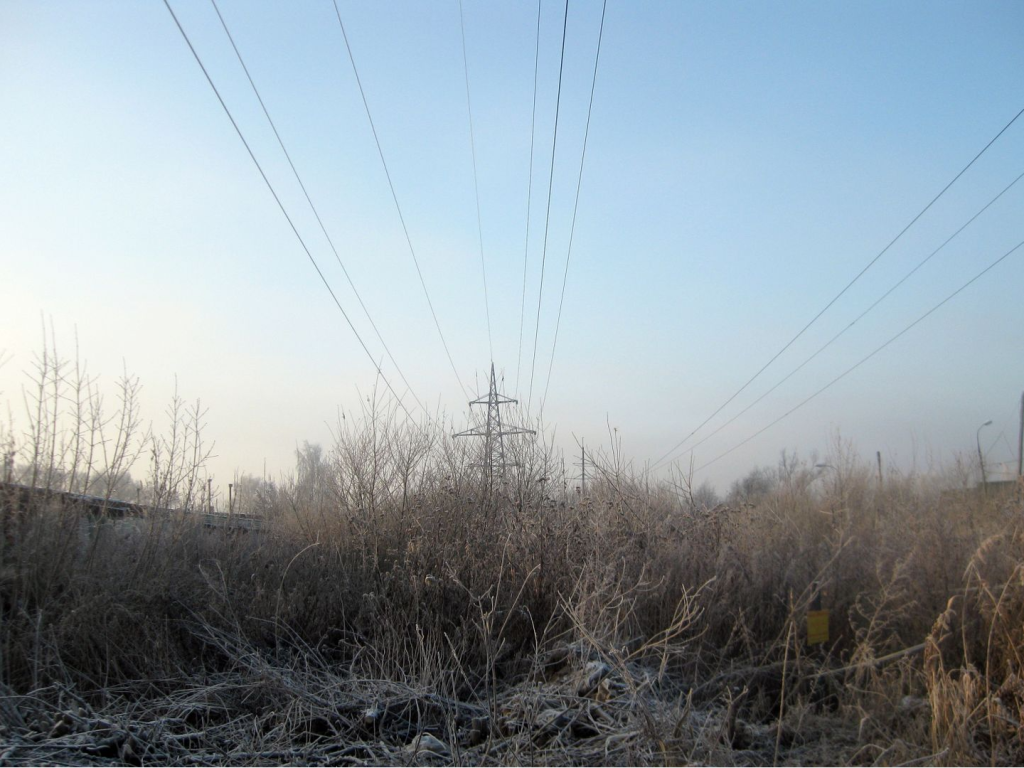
[983,461,1020,495]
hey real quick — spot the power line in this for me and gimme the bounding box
[331,0,471,400]
[526,0,570,413]
[457,0,493,365]
[515,0,543,398]
[654,166,1024,470]
[209,0,427,416]
[694,237,1024,474]
[540,0,607,413]
[162,0,414,418]
[652,104,1024,469]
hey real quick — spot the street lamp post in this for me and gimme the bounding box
[814,463,838,484]
[977,420,993,497]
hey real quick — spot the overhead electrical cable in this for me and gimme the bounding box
[540,0,608,413]
[209,0,427,416]
[331,0,471,400]
[162,0,414,418]
[457,0,493,365]
[694,237,1024,474]
[526,0,570,414]
[651,104,1024,469]
[654,166,1024,470]
[515,0,543,398]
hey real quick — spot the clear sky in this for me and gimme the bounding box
[2,0,1023,495]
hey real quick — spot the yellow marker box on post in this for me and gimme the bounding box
[807,609,829,646]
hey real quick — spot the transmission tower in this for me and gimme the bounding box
[455,363,535,488]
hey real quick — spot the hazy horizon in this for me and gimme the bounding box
[3,0,1023,498]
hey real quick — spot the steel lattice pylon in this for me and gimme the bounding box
[455,363,535,488]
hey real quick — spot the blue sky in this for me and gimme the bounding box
[2,0,1022,494]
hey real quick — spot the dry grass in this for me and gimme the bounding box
[1,344,1023,765]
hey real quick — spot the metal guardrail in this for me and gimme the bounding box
[2,481,267,532]
[1,481,143,518]
[200,513,266,531]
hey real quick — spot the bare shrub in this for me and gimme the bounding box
[2,336,1023,765]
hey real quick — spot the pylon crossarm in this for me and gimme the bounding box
[455,427,533,438]
[469,395,517,406]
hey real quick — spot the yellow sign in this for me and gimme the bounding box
[807,609,829,646]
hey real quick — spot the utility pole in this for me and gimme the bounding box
[977,420,992,497]
[876,451,883,488]
[229,483,234,515]
[1018,390,1023,480]
[572,438,588,497]
[581,439,586,496]
[207,478,213,514]
[455,363,535,492]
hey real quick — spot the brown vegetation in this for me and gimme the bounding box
[1,344,1022,765]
